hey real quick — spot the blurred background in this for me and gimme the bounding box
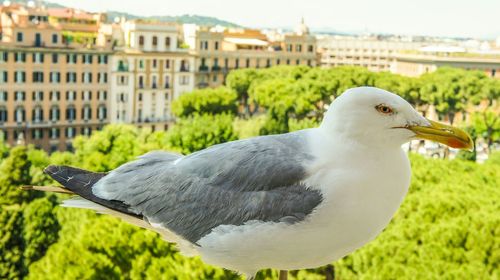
[0,0,498,279]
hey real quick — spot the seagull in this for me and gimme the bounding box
[40,87,472,279]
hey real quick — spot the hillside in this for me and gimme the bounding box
[8,0,242,27]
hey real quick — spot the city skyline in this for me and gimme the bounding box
[46,0,500,39]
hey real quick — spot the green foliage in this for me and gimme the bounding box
[172,87,238,118]
[22,196,60,266]
[166,114,238,154]
[0,146,42,205]
[334,155,500,279]
[2,65,499,280]
[0,205,25,279]
[470,109,500,150]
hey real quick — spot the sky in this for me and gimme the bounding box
[48,0,499,39]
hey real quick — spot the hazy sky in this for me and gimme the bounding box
[49,0,499,39]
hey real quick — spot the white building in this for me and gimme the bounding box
[108,20,195,131]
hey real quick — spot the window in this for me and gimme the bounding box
[15,52,26,62]
[49,128,60,139]
[50,91,60,101]
[0,91,7,102]
[15,91,25,101]
[50,72,61,83]
[98,106,107,120]
[66,91,76,101]
[15,71,26,83]
[152,36,158,46]
[82,127,92,136]
[66,54,77,64]
[308,45,314,52]
[52,53,58,63]
[66,72,77,83]
[139,35,145,46]
[179,75,190,85]
[49,106,60,121]
[152,75,157,88]
[180,60,189,71]
[215,41,219,50]
[14,107,25,122]
[286,59,290,65]
[296,44,302,52]
[82,72,92,83]
[138,93,143,101]
[98,72,107,83]
[152,59,157,68]
[296,59,300,65]
[139,59,144,69]
[165,37,171,47]
[165,59,170,69]
[32,106,44,122]
[66,107,76,121]
[82,91,92,101]
[0,51,8,62]
[138,76,144,88]
[82,106,92,121]
[32,71,44,83]
[164,75,170,88]
[287,44,292,52]
[98,55,108,64]
[82,54,93,64]
[0,71,8,83]
[276,59,281,65]
[32,53,44,63]
[0,107,7,122]
[65,127,76,138]
[17,32,23,42]
[98,91,107,101]
[117,75,128,85]
[32,129,44,140]
[246,58,250,68]
[235,59,239,69]
[32,91,44,101]
[52,34,58,44]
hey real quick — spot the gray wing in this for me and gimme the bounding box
[93,130,322,244]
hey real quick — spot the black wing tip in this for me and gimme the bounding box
[44,165,60,175]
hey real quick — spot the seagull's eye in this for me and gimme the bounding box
[375,104,394,115]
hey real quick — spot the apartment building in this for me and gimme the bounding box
[185,19,319,88]
[107,20,195,131]
[0,3,111,152]
[318,36,423,72]
[391,49,500,79]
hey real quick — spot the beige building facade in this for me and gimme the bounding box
[185,20,319,88]
[107,20,195,131]
[0,4,111,152]
[391,52,500,79]
[318,36,423,72]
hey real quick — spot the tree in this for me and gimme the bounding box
[172,87,238,118]
[225,68,259,115]
[0,146,42,206]
[23,196,60,267]
[470,109,500,152]
[0,205,25,279]
[166,114,238,154]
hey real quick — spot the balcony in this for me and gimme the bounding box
[164,83,170,89]
[212,65,221,72]
[180,66,190,72]
[198,65,209,72]
[117,65,129,72]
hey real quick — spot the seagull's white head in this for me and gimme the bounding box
[321,87,473,150]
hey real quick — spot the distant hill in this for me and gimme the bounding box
[106,11,242,27]
[8,0,242,28]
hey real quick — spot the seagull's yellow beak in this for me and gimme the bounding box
[406,119,474,151]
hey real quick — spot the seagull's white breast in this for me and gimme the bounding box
[196,129,411,276]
